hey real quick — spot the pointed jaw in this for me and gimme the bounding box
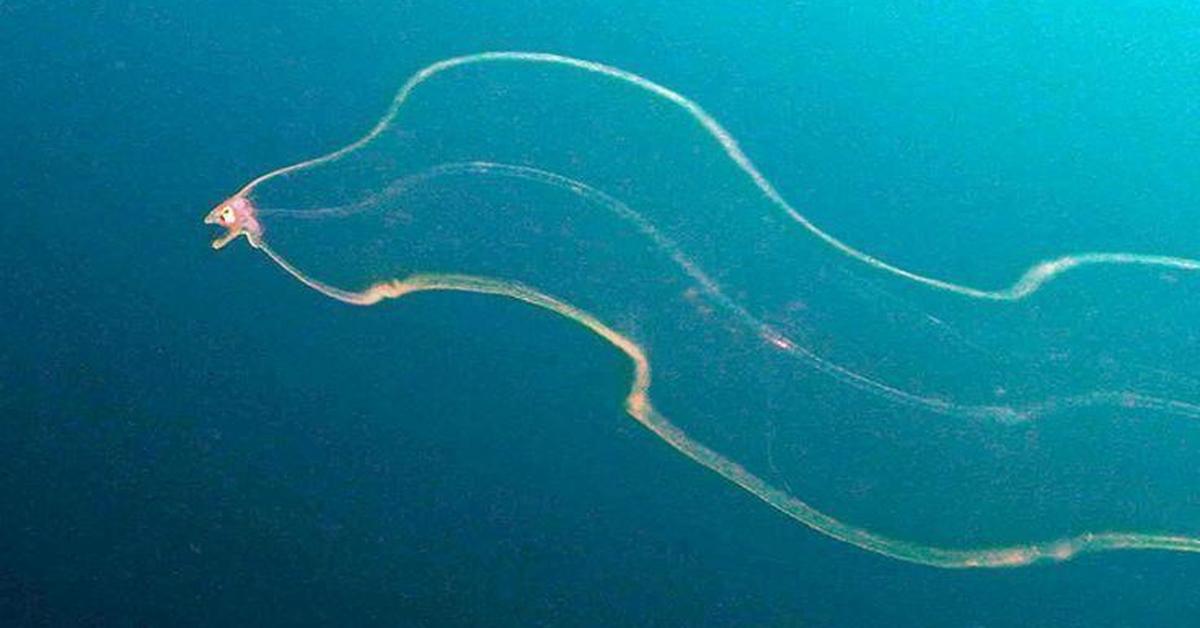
[205,196,262,250]
[204,202,241,249]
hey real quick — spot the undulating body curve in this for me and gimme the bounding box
[206,52,1200,567]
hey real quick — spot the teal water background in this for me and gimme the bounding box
[2,2,1199,625]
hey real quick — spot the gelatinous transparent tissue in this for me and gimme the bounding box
[207,53,1200,567]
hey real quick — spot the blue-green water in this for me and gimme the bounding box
[4,2,1199,626]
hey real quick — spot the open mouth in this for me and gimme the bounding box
[204,203,241,249]
[204,196,264,250]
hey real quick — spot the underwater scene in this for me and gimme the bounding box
[4,2,1199,626]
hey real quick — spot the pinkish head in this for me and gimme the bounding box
[204,196,263,249]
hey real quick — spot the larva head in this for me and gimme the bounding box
[205,195,263,249]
